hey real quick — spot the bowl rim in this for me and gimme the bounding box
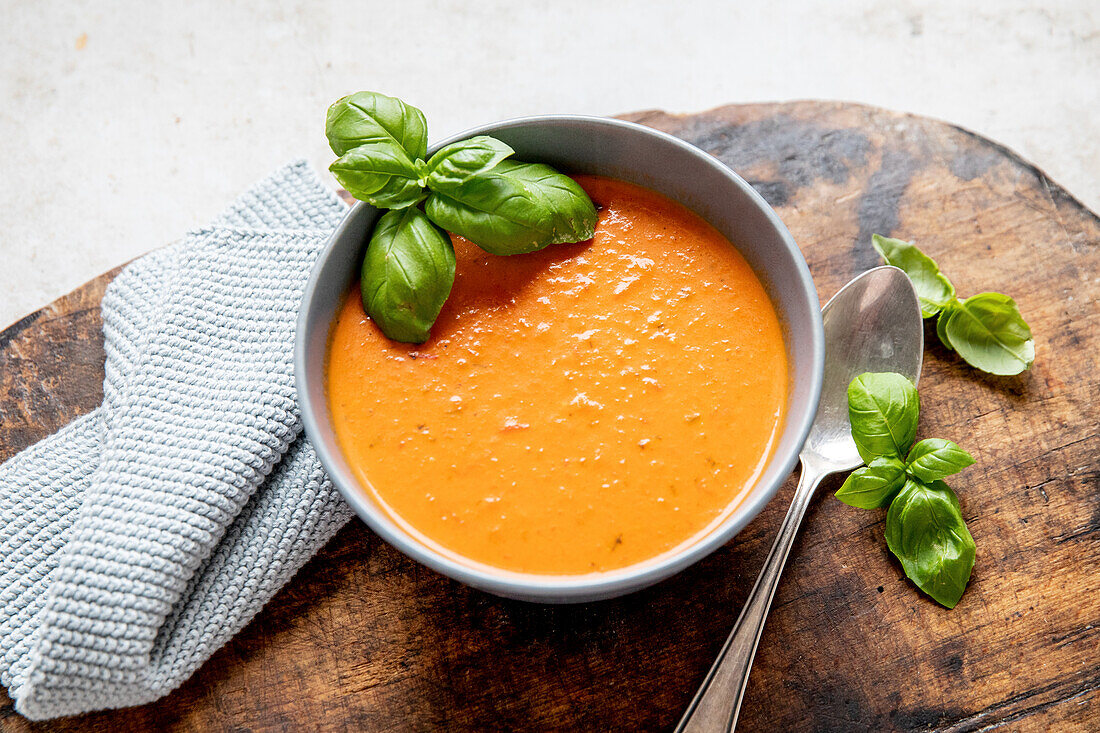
[296,114,824,601]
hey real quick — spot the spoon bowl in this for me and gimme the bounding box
[677,265,923,732]
[806,266,925,473]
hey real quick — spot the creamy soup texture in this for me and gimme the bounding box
[326,176,788,574]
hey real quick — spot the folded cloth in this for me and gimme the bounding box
[0,161,355,719]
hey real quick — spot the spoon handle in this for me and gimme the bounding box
[675,459,827,733]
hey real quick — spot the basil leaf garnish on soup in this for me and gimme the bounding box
[325,91,598,343]
[425,161,597,255]
[424,135,515,190]
[360,208,455,344]
[326,91,428,159]
[329,141,424,210]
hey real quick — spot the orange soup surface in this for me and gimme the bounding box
[327,176,788,575]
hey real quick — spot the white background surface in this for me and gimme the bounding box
[1,0,1097,328]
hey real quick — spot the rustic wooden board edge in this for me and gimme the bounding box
[626,99,1100,226]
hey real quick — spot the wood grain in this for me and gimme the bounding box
[1,101,1098,732]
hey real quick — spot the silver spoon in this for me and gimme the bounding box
[676,265,923,732]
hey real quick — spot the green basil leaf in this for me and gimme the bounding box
[905,438,975,482]
[424,160,597,255]
[326,91,428,159]
[425,136,514,189]
[885,479,976,608]
[935,303,957,352]
[942,292,1035,375]
[836,456,907,509]
[329,141,423,210]
[871,235,956,318]
[847,372,920,462]
[361,208,455,344]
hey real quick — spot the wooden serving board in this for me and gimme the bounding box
[2,102,1098,732]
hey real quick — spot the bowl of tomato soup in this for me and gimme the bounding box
[297,116,824,602]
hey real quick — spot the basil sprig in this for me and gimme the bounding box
[836,372,977,609]
[871,235,1035,375]
[325,91,598,343]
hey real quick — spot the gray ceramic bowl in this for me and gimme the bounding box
[296,115,824,603]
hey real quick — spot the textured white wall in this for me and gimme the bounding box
[1,0,1097,327]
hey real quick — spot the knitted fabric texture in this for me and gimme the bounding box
[0,161,354,719]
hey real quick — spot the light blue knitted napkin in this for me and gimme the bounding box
[0,161,354,720]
